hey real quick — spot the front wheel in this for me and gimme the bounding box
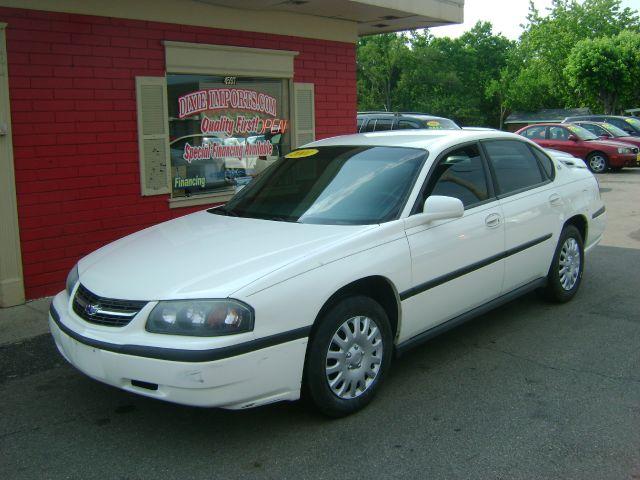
[586,152,609,173]
[544,225,584,303]
[304,296,393,417]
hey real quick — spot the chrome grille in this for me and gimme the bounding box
[72,284,147,327]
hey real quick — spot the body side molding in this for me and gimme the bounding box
[400,234,552,300]
[592,206,606,219]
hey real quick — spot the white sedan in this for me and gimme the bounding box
[50,129,606,417]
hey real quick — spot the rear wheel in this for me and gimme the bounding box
[586,152,609,173]
[304,295,393,417]
[544,225,584,303]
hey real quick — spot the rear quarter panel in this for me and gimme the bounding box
[554,161,605,249]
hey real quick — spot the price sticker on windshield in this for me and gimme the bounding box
[285,149,319,159]
[426,120,441,128]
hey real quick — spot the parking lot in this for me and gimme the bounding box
[1,169,639,480]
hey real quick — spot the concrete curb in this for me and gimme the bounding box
[0,297,52,346]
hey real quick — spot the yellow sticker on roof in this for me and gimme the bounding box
[426,120,441,128]
[285,148,319,159]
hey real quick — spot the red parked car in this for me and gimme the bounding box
[570,121,640,150]
[517,123,640,173]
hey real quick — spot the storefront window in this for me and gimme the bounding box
[167,75,290,198]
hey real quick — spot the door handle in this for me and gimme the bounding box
[549,193,562,206]
[485,213,501,228]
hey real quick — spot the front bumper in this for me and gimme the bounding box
[609,153,640,168]
[49,292,308,409]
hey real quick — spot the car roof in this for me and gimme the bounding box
[518,123,566,128]
[570,120,613,127]
[357,112,450,120]
[565,114,630,120]
[358,111,432,115]
[306,129,525,152]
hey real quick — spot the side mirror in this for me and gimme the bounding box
[404,195,464,229]
[568,134,579,142]
[599,134,611,139]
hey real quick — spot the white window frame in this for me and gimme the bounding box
[162,42,304,208]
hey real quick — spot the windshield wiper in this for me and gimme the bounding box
[262,216,298,222]
[208,207,239,217]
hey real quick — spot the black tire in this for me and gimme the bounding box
[544,225,584,303]
[586,152,609,173]
[303,295,393,417]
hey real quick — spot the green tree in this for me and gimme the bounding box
[565,31,640,113]
[459,22,514,126]
[486,43,560,128]
[355,0,640,127]
[356,33,410,111]
[519,0,640,107]
[395,22,512,126]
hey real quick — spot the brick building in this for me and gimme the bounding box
[0,0,463,306]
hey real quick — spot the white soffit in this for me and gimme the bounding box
[193,0,465,35]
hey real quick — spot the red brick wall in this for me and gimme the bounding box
[0,7,357,300]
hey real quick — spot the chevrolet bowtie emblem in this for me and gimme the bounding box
[85,304,100,316]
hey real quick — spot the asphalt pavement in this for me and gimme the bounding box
[1,169,639,480]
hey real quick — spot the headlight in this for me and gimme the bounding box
[617,147,632,154]
[65,264,79,296]
[146,299,254,336]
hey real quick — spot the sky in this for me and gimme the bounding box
[430,0,640,40]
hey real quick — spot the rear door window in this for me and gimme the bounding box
[361,119,376,133]
[373,118,393,132]
[530,147,555,180]
[522,126,547,139]
[483,140,546,196]
[396,120,421,130]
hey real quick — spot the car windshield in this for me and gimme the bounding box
[422,118,460,130]
[565,124,599,140]
[211,146,427,225]
[600,123,630,137]
[625,117,640,130]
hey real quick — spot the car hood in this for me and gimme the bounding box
[612,137,640,148]
[545,148,577,158]
[586,138,638,149]
[78,210,372,301]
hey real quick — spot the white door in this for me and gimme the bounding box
[399,143,505,343]
[482,139,561,292]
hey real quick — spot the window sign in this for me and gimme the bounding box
[167,75,290,198]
